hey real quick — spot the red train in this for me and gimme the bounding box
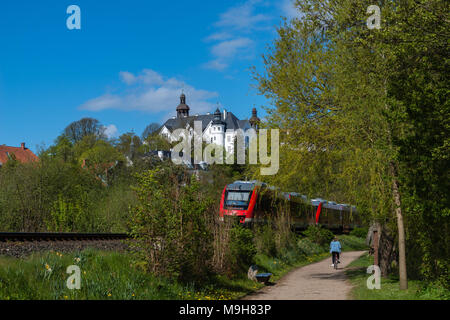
[219,180,362,232]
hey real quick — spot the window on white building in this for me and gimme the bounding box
[227,136,231,142]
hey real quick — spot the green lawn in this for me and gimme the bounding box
[345,253,450,300]
[0,235,369,300]
[0,248,270,300]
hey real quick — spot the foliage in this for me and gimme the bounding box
[254,224,277,257]
[63,117,106,143]
[113,132,144,161]
[350,227,369,239]
[141,123,161,140]
[252,0,449,287]
[302,225,334,247]
[80,140,125,178]
[225,226,257,275]
[0,159,104,232]
[128,164,215,282]
[339,235,369,252]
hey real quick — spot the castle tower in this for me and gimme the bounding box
[211,108,225,146]
[249,108,260,129]
[176,93,190,118]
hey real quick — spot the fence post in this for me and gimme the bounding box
[373,229,379,266]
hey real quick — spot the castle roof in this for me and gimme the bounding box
[161,109,248,133]
[160,94,253,134]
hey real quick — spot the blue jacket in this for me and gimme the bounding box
[330,240,341,253]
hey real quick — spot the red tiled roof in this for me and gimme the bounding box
[0,144,39,164]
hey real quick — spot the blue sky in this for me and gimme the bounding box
[0,0,300,152]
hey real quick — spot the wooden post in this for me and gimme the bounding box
[373,230,379,266]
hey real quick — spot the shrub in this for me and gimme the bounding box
[128,164,214,282]
[297,237,325,256]
[350,227,369,238]
[302,225,334,246]
[225,225,257,276]
[339,235,368,251]
[254,223,277,257]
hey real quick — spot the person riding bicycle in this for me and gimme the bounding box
[330,236,342,267]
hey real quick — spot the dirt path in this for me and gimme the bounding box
[243,251,366,300]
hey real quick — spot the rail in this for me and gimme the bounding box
[0,232,130,242]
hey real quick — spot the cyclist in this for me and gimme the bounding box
[330,236,342,267]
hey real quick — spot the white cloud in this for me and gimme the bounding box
[119,71,136,85]
[214,0,271,31]
[280,0,304,21]
[202,59,228,71]
[119,69,164,86]
[203,0,269,72]
[79,69,218,115]
[203,37,254,71]
[103,124,118,138]
[204,32,233,42]
[211,38,253,58]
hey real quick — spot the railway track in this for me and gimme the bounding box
[0,232,130,242]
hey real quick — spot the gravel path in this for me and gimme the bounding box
[243,251,366,300]
[0,240,129,258]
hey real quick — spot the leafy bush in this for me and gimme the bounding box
[225,225,257,275]
[339,235,368,251]
[297,237,325,256]
[254,224,277,257]
[128,165,214,283]
[302,225,334,246]
[350,227,368,238]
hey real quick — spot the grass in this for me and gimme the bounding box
[0,248,324,300]
[0,234,369,300]
[345,253,450,300]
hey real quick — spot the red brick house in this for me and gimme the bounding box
[0,143,39,167]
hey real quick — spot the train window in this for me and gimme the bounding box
[227,191,250,202]
[224,191,252,209]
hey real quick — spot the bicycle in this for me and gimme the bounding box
[332,252,340,270]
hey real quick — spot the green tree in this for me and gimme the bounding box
[45,135,74,163]
[80,140,125,180]
[141,122,161,140]
[114,132,143,160]
[64,117,106,143]
[252,0,449,289]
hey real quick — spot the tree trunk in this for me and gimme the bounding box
[390,162,408,290]
[378,225,396,277]
[367,222,396,277]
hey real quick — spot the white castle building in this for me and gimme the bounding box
[159,93,260,154]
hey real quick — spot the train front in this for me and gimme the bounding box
[219,181,257,225]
